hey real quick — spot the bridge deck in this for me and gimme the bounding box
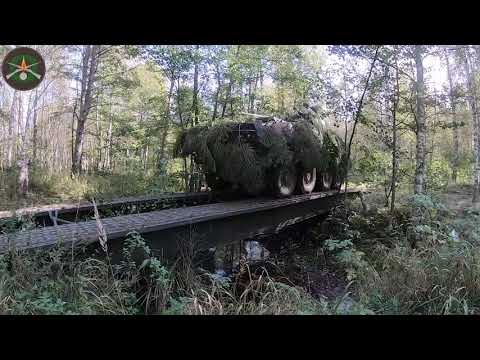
[0,192,212,220]
[0,190,355,254]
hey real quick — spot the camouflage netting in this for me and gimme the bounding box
[324,131,349,181]
[174,115,348,195]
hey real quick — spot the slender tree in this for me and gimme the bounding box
[72,45,102,176]
[414,45,427,195]
[459,46,480,203]
[444,47,460,184]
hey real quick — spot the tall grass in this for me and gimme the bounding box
[326,193,480,314]
[0,166,184,211]
[3,181,477,315]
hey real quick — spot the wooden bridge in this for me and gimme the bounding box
[0,191,214,226]
[0,190,359,259]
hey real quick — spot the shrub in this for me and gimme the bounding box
[326,194,480,314]
[426,158,451,192]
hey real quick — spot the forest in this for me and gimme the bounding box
[0,45,479,315]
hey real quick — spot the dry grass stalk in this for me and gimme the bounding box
[92,198,108,254]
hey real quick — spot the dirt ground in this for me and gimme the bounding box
[438,185,479,213]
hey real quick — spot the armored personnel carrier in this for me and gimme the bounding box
[174,106,347,197]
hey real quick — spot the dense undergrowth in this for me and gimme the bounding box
[0,232,340,315]
[324,191,480,314]
[1,185,479,315]
[0,165,184,211]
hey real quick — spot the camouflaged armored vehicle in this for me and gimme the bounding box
[174,105,347,197]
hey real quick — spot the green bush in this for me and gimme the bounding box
[0,231,176,315]
[356,148,390,185]
[325,194,480,314]
[426,158,452,192]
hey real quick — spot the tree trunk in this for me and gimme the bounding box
[390,61,400,225]
[72,117,86,175]
[32,95,43,163]
[7,92,17,168]
[221,45,240,118]
[17,158,29,196]
[428,90,438,175]
[16,94,27,196]
[460,46,480,203]
[445,49,460,184]
[188,156,195,192]
[211,65,221,122]
[247,80,252,113]
[144,145,149,170]
[221,80,232,118]
[72,45,101,176]
[17,88,40,197]
[158,76,175,165]
[192,45,200,126]
[414,46,427,195]
[190,46,201,192]
[473,48,480,204]
[250,75,259,112]
[183,158,188,191]
[103,93,114,171]
[71,101,76,171]
[212,87,220,122]
[95,93,102,172]
[343,47,380,206]
[176,80,189,191]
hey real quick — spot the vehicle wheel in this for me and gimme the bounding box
[332,173,344,190]
[274,166,297,197]
[321,171,333,190]
[299,167,317,194]
[206,173,227,191]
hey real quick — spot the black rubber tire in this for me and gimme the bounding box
[321,171,333,191]
[332,173,344,190]
[298,167,317,194]
[274,166,297,197]
[206,173,228,191]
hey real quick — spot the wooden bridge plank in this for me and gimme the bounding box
[0,190,355,254]
[0,192,211,219]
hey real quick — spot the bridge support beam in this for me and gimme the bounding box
[107,192,344,262]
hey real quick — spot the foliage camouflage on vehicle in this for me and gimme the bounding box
[174,112,348,195]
